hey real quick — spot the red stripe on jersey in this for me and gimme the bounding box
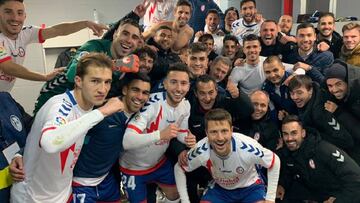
[206,159,213,174]
[127,124,142,134]
[146,106,163,133]
[0,56,11,63]
[178,129,188,133]
[66,193,73,203]
[200,201,211,203]
[120,156,167,176]
[60,143,76,174]
[71,181,83,187]
[38,28,45,43]
[269,152,275,169]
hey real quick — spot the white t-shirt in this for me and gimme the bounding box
[10,90,104,203]
[182,133,276,190]
[120,92,190,174]
[229,56,266,95]
[0,26,44,92]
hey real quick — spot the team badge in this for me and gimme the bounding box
[134,114,140,121]
[201,5,205,12]
[54,116,67,126]
[236,166,244,174]
[10,115,23,132]
[309,159,316,169]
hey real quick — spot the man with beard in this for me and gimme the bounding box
[194,9,224,54]
[283,23,333,84]
[288,75,353,151]
[259,20,296,58]
[147,25,181,85]
[221,7,239,35]
[340,22,360,66]
[186,75,253,202]
[34,18,143,113]
[232,0,263,45]
[143,0,194,52]
[316,12,343,59]
[120,63,194,203]
[175,108,280,203]
[324,61,360,164]
[208,56,232,89]
[0,0,108,92]
[277,115,360,203]
[278,15,293,36]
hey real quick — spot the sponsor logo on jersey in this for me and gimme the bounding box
[54,116,67,126]
[236,166,245,174]
[10,115,23,132]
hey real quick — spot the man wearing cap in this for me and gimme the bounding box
[324,60,360,164]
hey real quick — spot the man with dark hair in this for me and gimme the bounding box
[188,0,224,34]
[143,0,194,52]
[194,9,224,54]
[283,23,334,84]
[134,46,158,74]
[198,34,218,62]
[259,20,296,58]
[277,115,360,203]
[222,7,239,34]
[120,63,195,203]
[10,53,124,203]
[324,61,360,164]
[288,75,353,151]
[147,25,181,84]
[34,18,143,113]
[222,35,244,64]
[278,15,293,36]
[186,74,253,202]
[316,12,343,59]
[175,108,280,203]
[232,0,263,45]
[208,55,232,88]
[0,0,109,92]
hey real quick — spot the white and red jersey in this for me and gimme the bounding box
[182,133,276,190]
[231,18,262,45]
[120,91,190,174]
[0,26,45,92]
[143,0,176,31]
[11,90,104,203]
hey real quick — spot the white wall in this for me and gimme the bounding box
[11,0,140,114]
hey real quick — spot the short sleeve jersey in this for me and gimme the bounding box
[11,91,91,203]
[182,133,275,190]
[0,26,44,92]
[121,92,190,174]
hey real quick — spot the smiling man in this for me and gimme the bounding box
[175,108,280,203]
[34,18,143,114]
[288,75,353,151]
[10,53,124,203]
[340,22,360,66]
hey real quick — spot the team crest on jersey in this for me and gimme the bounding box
[10,115,22,132]
[77,51,89,60]
[309,159,316,169]
[54,116,67,126]
[236,166,244,174]
[134,113,140,121]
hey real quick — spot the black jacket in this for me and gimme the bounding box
[260,36,296,59]
[316,29,343,59]
[189,91,254,141]
[279,134,360,203]
[327,60,360,164]
[147,37,181,85]
[248,112,281,151]
[298,83,354,150]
